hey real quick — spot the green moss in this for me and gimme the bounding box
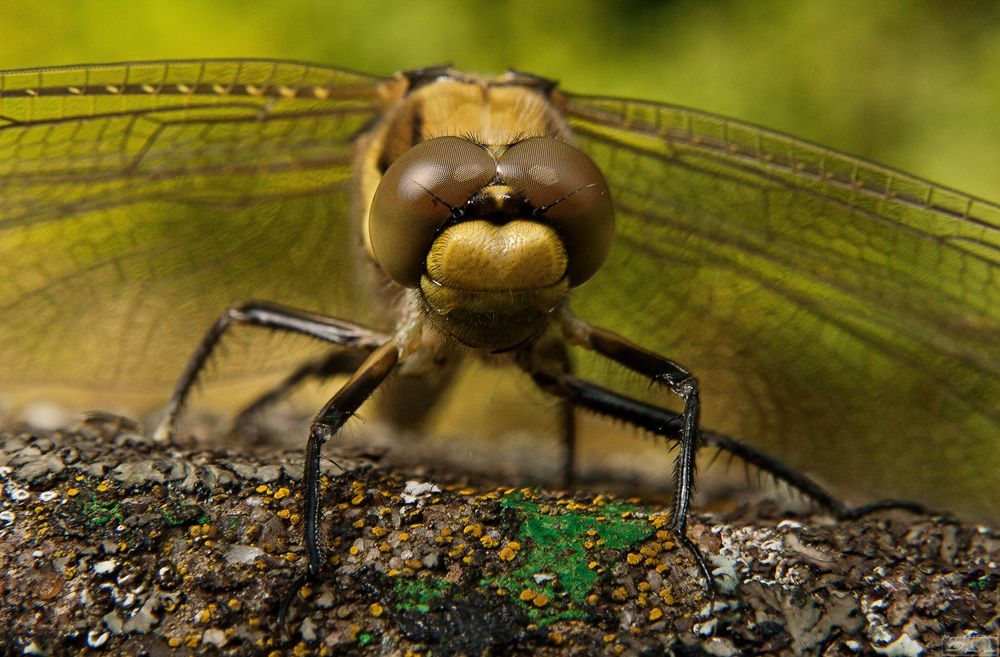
[489,492,654,624]
[392,575,452,613]
[968,574,996,593]
[160,502,209,527]
[383,492,655,625]
[76,496,124,527]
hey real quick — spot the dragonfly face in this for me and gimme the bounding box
[366,77,615,349]
[0,61,997,527]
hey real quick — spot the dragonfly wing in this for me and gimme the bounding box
[0,60,390,394]
[562,93,1000,519]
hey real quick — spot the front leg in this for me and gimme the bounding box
[302,340,401,574]
[554,311,711,592]
[279,339,400,629]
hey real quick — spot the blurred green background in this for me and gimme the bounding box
[1,0,998,201]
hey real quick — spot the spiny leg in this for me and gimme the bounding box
[553,318,710,596]
[530,370,928,519]
[229,349,373,438]
[279,340,400,629]
[303,341,400,575]
[153,300,388,442]
[700,431,928,518]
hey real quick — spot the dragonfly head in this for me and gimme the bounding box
[369,136,615,350]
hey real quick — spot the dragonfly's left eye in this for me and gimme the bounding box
[498,137,615,286]
[370,137,497,288]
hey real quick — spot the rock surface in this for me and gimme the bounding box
[0,419,997,656]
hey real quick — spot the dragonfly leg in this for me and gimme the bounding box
[303,340,400,574]
[229,349,373,438]
[279,339,400,631]
[547,319,712,597]
[527,367,714,597]
[558,374,577,488]
[152,301,388,442]
[529,367,927,520]
[698,432,929,518]
[527,335,579,487]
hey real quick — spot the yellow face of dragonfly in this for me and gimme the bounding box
[362,78,614,349]
[0,61,997,521]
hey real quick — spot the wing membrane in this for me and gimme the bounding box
[563,93,1000,518]
[0,61,389,391]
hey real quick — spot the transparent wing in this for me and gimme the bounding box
[562,93,1000,519]
[0,60,389,393]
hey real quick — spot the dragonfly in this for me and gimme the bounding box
[0,60,997,605]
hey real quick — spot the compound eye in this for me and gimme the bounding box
[370,137,497,287]
[498,137,614,286]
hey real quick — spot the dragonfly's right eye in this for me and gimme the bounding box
[370,137,496,288]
